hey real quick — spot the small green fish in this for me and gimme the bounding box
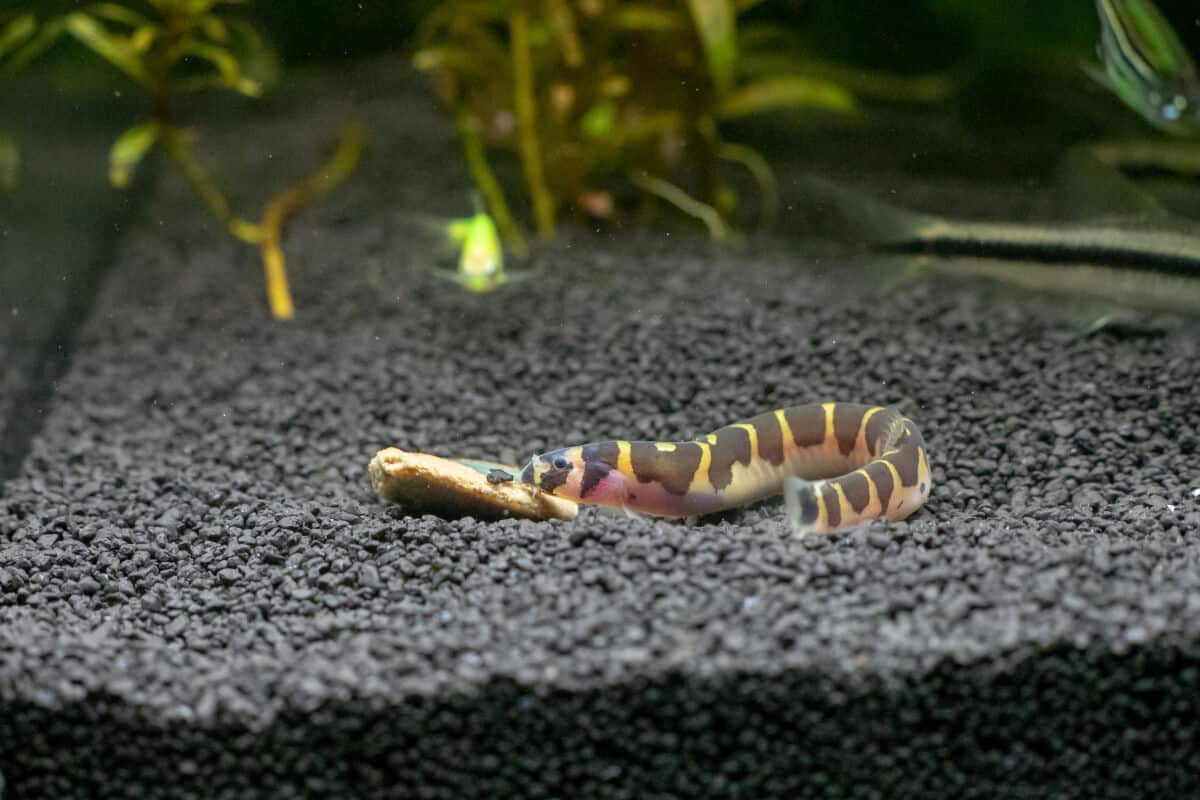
[437,210,515,293]
[1090,0,1200,135]
[797,175,1200,316]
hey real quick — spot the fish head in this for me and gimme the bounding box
[1144,79,1200,133]
[455,213,506,292]
[519,446,587,499]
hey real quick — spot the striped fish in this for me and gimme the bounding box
[1092,0,1200,135]
[798,175,1200,315]
[519,403,932,535]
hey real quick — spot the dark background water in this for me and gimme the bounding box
[244,0,1198,69]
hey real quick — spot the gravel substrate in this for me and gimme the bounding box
[2,58,1200,798]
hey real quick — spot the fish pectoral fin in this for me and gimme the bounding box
[1056,146,1168,220]
[431,268,463,284]
[875,256,930,293]
[1079,60,1113,91]
[498,269,535,286]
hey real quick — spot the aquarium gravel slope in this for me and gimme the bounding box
[3,63,1200,799]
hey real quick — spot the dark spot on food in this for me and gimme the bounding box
[487,469,514,484]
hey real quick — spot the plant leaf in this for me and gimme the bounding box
[717,75,857,118]
[226,18,279,92]
[85,3,151,29]
[613,5,684,32]
[580,101,617,138]
[109,122,159,188]
[685,0,737,96]
[64,12,150,86]
[201,15,229,42]
[0,13,36,60]
[0,16,67,77]
[129,24,158,54]
[180,41,260,96]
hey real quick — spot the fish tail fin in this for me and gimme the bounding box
[784,476,822,537]
[1080,59,1113,90]
[793,175,938,246]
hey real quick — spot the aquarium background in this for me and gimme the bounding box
[2,1,1200,798]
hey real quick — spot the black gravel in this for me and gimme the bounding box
[2,58,1200,799]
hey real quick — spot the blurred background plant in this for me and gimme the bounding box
[412,0,880,247]
[3,0,1199,310]
[0,0,362,319]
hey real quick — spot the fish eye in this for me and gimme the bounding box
[552,455,569,470]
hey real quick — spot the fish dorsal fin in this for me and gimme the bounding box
[1056,146,1169,220]
[793,175,940,246]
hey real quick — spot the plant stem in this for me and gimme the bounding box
[631,171,730,240]
[158,123,260,242]
[509,7,555,240]
[257,123,364,320]
[457,110,527,257]
[712,136,778,231]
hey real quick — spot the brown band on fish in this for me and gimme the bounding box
[820,483,842,529]
[863,459,895,514]
[756,410,786,466]
[883,426,921,486]
[628,440,704,495]
[833,403,867,457]
[784,404,827,449]
[864,408,893,455]
[579,441,619,498]
[840,470,872,514]
[706,425,753,492]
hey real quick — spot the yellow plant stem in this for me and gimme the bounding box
[509,7,556,239]
[256,123,364,320]
[159,122,363,320]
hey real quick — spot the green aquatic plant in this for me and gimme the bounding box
[414,0,858,243]
[0,1,362,319]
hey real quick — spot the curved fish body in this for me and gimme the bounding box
[519,403,932,535]
[1093,0,1200,135]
